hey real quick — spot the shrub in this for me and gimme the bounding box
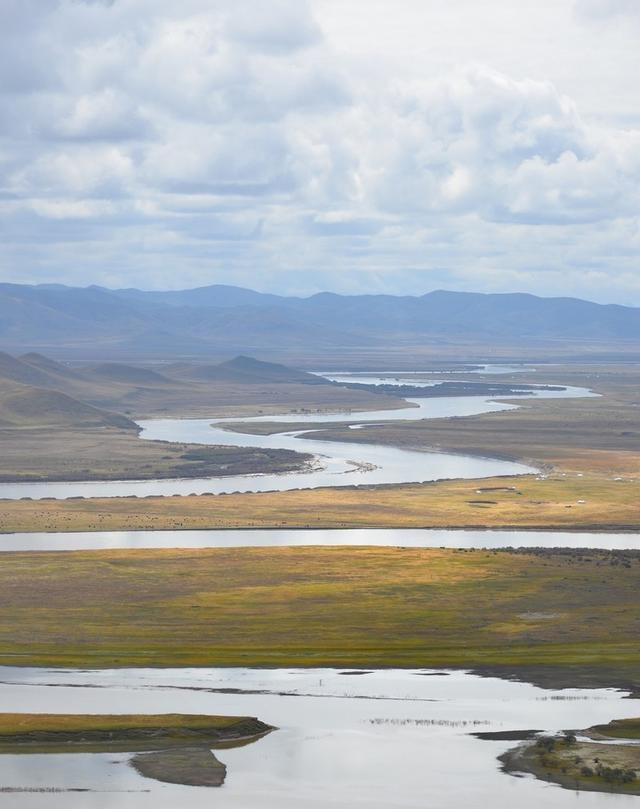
[536,736,556,752]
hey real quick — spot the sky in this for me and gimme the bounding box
[0,0,639,301]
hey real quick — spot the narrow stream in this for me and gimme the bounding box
[1,527,638,551]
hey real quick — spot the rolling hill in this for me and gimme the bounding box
[0,382,137,430]
[83,363,176,386]
[169,355,330,385]
[0,351,392,423]
[1,282,639,360]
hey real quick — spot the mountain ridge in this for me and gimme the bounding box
[1,282,639,359]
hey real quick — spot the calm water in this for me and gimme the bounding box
[0,667,637,808]
[313,364,532,378]
[1,527,638,551]
[0,380,593,500]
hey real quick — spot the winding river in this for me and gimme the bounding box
[0,377,593,500]
[1,370,635,807]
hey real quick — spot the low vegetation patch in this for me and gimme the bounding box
[589,718,640,739]
[0,427,311,483]
[0,713,273,753]
[501,725,640,795]
[2,471,639,533]
[0,547,638,673]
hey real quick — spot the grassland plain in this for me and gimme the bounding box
[2,472,639,533]
[0,546,638,676]
[0,427,311,483]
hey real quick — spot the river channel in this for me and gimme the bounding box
[2,527,639,551]
[0,376,593,500]
[1,371,632,807]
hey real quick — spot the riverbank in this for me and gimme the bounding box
[0,426,314,483]
[500,720,640,795]
[1,472,639,533]
[0,713,272,753]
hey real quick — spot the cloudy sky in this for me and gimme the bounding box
[1,0,639,301]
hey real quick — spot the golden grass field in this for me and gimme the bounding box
[0,714,245,736]
[0,545,638,672]
[0,713,273,758]
[2,471,639,533]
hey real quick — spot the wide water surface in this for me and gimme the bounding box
[0,667,637,808]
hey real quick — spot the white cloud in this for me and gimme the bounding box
[50,89,150,141]
[352,66,638,227]
[0,0,638,303]
[574,0,640,21]
[12,147,133,198]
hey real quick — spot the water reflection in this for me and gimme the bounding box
[0,667,637,807]
[1,527,639,552]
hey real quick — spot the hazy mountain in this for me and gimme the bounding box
[112,286,640,340]
[0,381,137,430]
[0,351,58,386]
[109,284,289,309]
[0,353,337,424]
[19,352,83,380]
[1,282,639,359]
[169,355,330,385]
[83,363,176,386]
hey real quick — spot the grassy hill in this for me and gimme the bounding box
[0,382,137,430]
[84,362,176,386]
[0,351,396,420]
[170,355,329,385]
[0,351,384,483]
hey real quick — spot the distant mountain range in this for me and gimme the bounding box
[1,282,639,360]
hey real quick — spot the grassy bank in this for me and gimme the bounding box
[501,727,640,795]
[2,472,639,533]
[0,427,311,483]
[590,718,640,739]
[0,713,270,752]
[0,546,638,672]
